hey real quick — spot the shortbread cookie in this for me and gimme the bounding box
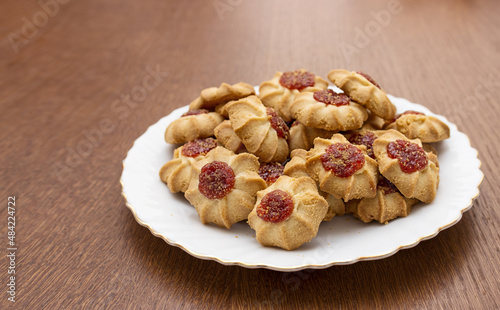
[159,138,219,193]
[283,149,312,178]
[289,89,368,131]
[385,111,450,142]
[362,111,387,130]
[189,82,255,111]
[327,69,396,120]
[214,120,247,154]
[247,176,328,250]
[345,176,419,224]
[422,143,438,159]
[284,149,345,221]
[288,121,336,152]
[259,70,328,122]
[258,162,285,185]
[225,95,289,163]
[306,134,378,201]
[164,110,224,144]
[185,146,267,229]
[324,195,346,220]
[372,130,439,203]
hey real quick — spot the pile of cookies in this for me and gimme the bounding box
[160,69,450,250]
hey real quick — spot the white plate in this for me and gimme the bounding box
[121,94,483,272]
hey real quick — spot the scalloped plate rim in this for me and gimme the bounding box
[121,94,483,272]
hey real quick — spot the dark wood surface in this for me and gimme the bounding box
[1,0,499,308]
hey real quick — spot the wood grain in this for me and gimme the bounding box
[1,0,499,308]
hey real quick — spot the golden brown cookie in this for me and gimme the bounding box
[345,176,419,224]
[288,121,336,152]
[184,146,266,229]
[385,111,450,142]
[372,130,439,203]
[225,95,289,163]
[213,120,247,154]
[289,89,368,131]
[327,69,396,120]
[159,138,219,193]
[164,110,224,144]
[305,134,378,201]
[189,82,255,111]
[283,149,311,178]
[247,176,328,250]
[259,70,328,122]
[284,149,345,221]
[362,111,387,130]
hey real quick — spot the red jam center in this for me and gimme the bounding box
[256,189,294,223]
[259,162,284,184]
[267,108,290,139]
[313,89,350,106]
[181,138,217,157]
[377,176,398,194]
[320,143,365,178]
[357,72,381,89]
[198,161,235,199]
[181,109,209,117]
[393,110,425,122]
[348,131,377,159]
[387,140,428,174]
[279,70,315,90]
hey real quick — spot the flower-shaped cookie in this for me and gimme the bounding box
[289,89,368,131]
[160,138,219,193]
[214,120,247,154]
[185,146,267,229]
[288,121,336,152]
[345,176,419,224]
[385,111,450,142]
[225,95,289,163]
[283,149,312,178]
[188,82,255,111]
[306,134,378,201]
[247,176,328,250]
[284,149,345,221]
[362,111,387,130]
[259,70,328,122]
[372,130,439,203]
[327,69,396,120]
[164,110,224,144]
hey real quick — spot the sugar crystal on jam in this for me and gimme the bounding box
[279,70,315,90]
[181,138,217,157]
[313,89,350,106]
[257,189,294,223]
[320,143,365,178]
[387,140,428,174]
[259,162,284,184]
[198,161,235,199]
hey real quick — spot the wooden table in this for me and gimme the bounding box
[1,0,498,308]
